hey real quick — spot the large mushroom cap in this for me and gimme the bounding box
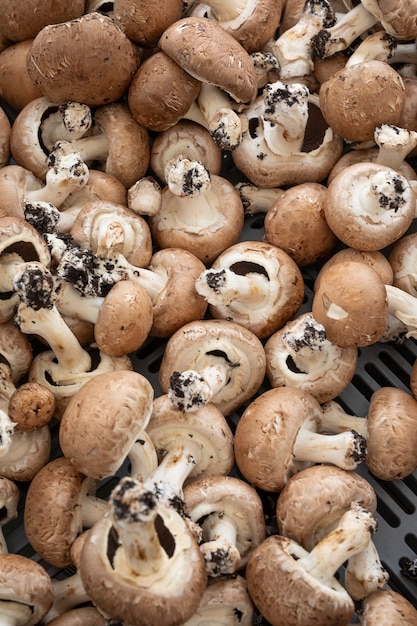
[0,0,85,42]
[159,16,258,103]
[26,13,140,106]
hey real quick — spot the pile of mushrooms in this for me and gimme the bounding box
[3,1,417,624]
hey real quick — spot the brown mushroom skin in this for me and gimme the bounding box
[0,40,44,112]
[358,588,417,624]
[0,0,85,42]
[114,0,184,47]
[46,607,107,626]
[0,105,10,169]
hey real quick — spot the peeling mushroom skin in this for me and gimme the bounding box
[195,240,304,338]
[265,312,358,403]
[324,163,415,252]
[26,13,140,107]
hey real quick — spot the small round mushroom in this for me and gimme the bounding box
[234,386,366,493]
[0,553,54,625]
[59,369,157,481]
[246,503,377,626]
[183,475,265,577]
[264,311,358,403]
[148,155,245,264]
[24,456,108,568]
[357,588,417,625]
[321,386,417,481]
[79,476,208,626]
[26,12,140,107]
[159,318,266,416]
[194,240,304,338]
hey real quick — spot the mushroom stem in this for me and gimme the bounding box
[55,279,102,324]
[200,511,241,576]
[197,83,243,150]
[127,433,159,483]
[27,150,90,208]
[143,439,204,502]
[321,400,368,437]
[261,81,309,155]
[344,30,397,68]
[41,102,93,152]
[235,181,285,214]
[195,267,269,306]
[13,262,92,383]
[109,477,170,576]
[0,254,24,293]
[299,503,377,585]
[250,51,280,89]
[44,573,90,623]
[169,363,230,412]
[386,284,417,337]
[345,540,389,600]
[196,0,247,21]
[311,2,378,58]
[54,132,109,164]
[128,176,162,217]
[374,124,417,172]
[81,494,109,528]
[292,425,366,470]
[114,255,167,302]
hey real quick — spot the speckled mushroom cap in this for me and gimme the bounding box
[234,386,323,492]
[159,16,258,103]
[0,553,54,625]
[24,456,99,568]
[26,13,140,107]
[183,475,266,569]
[265,312,358,404]
[0,0,85,42]
[276,464,377,551]
[114,0,183,47]
[46,607,107,626]
[147,248,208,338]
[59,369,154,479]
[366,386,417,480]
[358,588,417,624]
[0,106,10,168]
[70,200,153,268]
[158,319,266,416]
[312,260,388,348]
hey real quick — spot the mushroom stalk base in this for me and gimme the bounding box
[292,426,366,470]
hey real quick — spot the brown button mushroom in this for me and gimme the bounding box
[159,318,266,416]
[321,386,417,481]
[0,0,85,42]
[357,588,417,625]
[24,456,108,568]
[183,475,265,577]
[114,0,183,47]
[234,387,366,493]
[315,247,395,292]
[264,311,358,404]
[26,13,140,107]
[312,259,389,348]
[245,503,377,626]
[0,553,54,625]
[79,476,208,626]
[276,464,388,600]
[59,369,157,481]
[7,380,55,432]
[0,40,43,112]
[195,240,304,338]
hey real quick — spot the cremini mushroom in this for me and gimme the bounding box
[276,464,388,600]
[234,386,366,493]
[1,368,56,431]
[195,240,304,338]
[388,232,417,296]
[183,475,265,577]
[24,456,108,568]
[0,476,19,554]
[357,588,417,625]
[0,0,85,42]
[245,503,377,626]
[0,39,43,112]
[59,369,157,481]
[26,12,140,107]
[0,105,10,169]
[264,311,358,403]
[232,80,343,188]
[114,0,183,47]
[148,155,245,264]
[321,386,417,481]
[45,607,106,626]
[79,476,208,626]
[159,318,266,416]
[264,181,338,266]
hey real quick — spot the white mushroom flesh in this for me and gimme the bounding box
[41,101,93,152]
[262,81,309,155]
[169,364,229,412]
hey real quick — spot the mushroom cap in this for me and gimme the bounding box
[59,369,154,479]
[148,247,208,338]
[246,534,355,626]
[324,162,415,252]
[0,425,51,481]
[358,588,417,624]
[183,475,266,569]
[0,0,85,42]
[26,13,140,106]
[128,51,201,132]
[312,259,388,348]
[79,504,207,626]
[327,146,417,185]
[264,182,339,266]
[0,40,44,112]
[362,0,417,40]
[315,247,394,292]
[0,476,19,525]
[159,16,258,103]
[319,61,406,143]
[202,240,305,338]
[150,120,222,184]
[8,381,56,430]
[114,0,184,47]
[158,319,266,416]
[0,317,33,384]
[265,311,358,404]
[24,456,98,568]
[388,231,417,295]
[93,280,153,357]
[183,575,254,625]
[46,607,107,626]
[0,553,54,625]
[234,386,323,492]
[367,386,417,480]
[276,464,377,551]
[147,394,235,483]
[0,105,10,169]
